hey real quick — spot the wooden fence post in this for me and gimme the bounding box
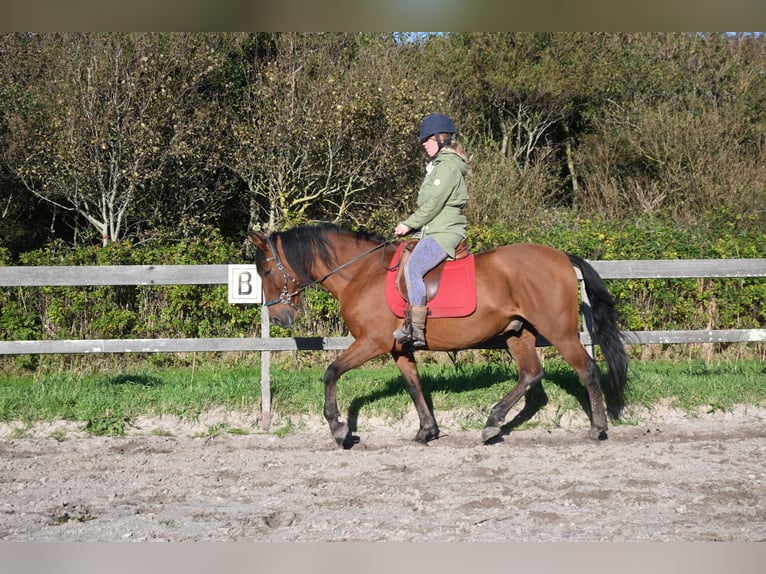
[260,302,272,430]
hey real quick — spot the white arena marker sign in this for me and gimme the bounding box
[228,265,262,304]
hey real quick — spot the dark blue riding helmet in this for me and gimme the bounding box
[419,113,456,142]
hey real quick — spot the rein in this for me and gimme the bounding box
[262,235,392,309]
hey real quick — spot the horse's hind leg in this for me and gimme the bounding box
[393,348,439,443]
[482,330,544,443]
[555,337,609,440]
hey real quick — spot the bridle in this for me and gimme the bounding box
[261,234,391,310]
[261,235,304,310]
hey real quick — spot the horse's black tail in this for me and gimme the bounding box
[568,254,629,419]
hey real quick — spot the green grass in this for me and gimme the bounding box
[0,357,764,436]
[624,359,766,412]
[0,364,264,435]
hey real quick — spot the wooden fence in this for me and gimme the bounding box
[2,259,765,421]
[1,259,764,354]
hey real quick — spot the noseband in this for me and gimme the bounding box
[259,234,390,310]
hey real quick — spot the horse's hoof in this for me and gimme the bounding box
[331,424,349,446]
[482,426,502,443]
[589,427,608,441]
[414,427,439,444]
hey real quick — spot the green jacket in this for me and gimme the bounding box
[402,149,468,259]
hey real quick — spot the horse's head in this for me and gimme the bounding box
[247,230,303,328]
[248,223,379,330]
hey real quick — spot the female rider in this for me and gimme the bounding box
[393,113,469,348]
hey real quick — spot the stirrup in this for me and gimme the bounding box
[393,322,413,344]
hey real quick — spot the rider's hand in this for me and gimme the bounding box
[394,223,410,237]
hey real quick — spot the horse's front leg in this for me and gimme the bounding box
[393,349,439,443]
[322,361,350,446]
[322,338,387,448]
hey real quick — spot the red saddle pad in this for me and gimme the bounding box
[385,243,477,318]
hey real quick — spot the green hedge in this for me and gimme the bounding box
[1,216,763,346]
[468,212,765,332]
[0,230,262,342]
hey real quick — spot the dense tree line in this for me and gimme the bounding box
[0,32,764,258]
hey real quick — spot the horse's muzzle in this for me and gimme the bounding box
[271,310,296,328]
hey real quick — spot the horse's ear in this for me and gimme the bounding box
[248,230,267,249]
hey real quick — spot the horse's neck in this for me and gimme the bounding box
[317,238,386,298]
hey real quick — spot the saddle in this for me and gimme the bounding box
[385,239,477,319]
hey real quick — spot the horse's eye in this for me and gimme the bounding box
[264,269,272,277]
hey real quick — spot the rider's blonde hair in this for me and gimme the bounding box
[437,133,471,166]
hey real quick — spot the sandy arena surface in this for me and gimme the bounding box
[1,404,764,542]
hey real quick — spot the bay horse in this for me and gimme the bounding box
[248,223,628,447]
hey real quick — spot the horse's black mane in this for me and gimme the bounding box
[263,223,386,284]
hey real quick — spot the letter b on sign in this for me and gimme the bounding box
[228,265,262,304]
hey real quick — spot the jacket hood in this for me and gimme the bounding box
[432,149,468,176]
